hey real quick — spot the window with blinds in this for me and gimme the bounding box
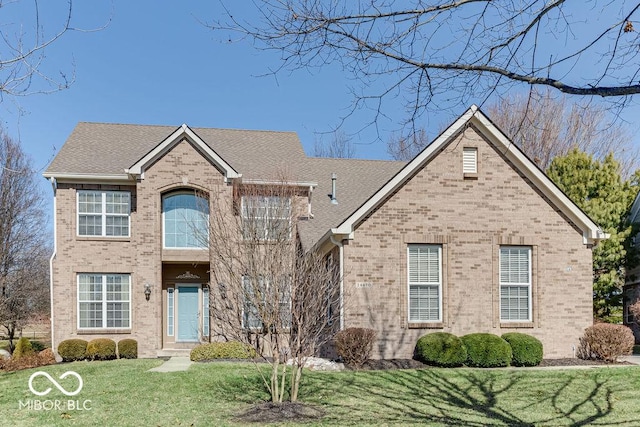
[408,244,442,322]
[463,147,477,174]
[499,246,531,321]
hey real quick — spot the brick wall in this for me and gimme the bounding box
[51,138,228,357]
[342,125,593,359]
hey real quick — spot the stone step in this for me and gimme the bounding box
[157,349,192,358]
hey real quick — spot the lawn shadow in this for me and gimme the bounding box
[301,368,623,426]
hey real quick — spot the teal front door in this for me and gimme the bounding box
[177,286,199,341]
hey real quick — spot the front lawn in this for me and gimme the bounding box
[2,359,640,426]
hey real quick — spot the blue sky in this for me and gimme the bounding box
[3,1,640,229]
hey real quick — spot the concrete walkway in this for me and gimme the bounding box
[148,356,192,372]
[619,355,640,365]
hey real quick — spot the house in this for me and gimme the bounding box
[624,195,640,341]
[44,106,606,359]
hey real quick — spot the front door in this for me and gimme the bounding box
[177,286,199,341]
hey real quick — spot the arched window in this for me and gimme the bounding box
[163,191,209,248]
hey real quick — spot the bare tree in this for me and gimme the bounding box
[487,90,639,174]
[387,128,429,161]
[0,0,109,97]
[0,130,50,353]
[313,130,356,158]
[210,1,640,130]
[205,179,340,402]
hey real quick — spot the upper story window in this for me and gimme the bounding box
[163,192,209,248]
[241,196,291,241]
[408,244,442,322]
[499,246,532,322]
[77,190,131,237]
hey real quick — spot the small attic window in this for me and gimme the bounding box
[463,147,478,177]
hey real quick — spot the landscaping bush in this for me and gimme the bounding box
[12,337,35,360]
[190,341,257,361]
[30,340,47,352]
[334,327,377,369]
[461,333,512,368]
[415,332,467,367]
[0,349,56,372]
[577,323,634,362]
[118,339,138,359]
[58,339,88,362]
[86,338,117,361]
[502,333,543,367]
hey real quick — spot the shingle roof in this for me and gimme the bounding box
[297,157,406,249]
[45,122,308,180]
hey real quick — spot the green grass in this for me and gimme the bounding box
[2,360,640,426]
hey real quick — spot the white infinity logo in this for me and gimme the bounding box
[28,371,83,397]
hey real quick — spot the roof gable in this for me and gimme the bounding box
[125,124,240,181]
[328,105,607,245]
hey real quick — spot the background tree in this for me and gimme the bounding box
[487,90,639,174]
[206,180,340,403]
[313,130,356,158]
[0,130,50,353]
[547,149,640,322]
[387,128,429,161]
[211,1,640,130]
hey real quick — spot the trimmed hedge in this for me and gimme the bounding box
[58,339,88,362]
[502,333,543,367]
[415,332,467,367]
[190,341,257,361]
[86,338,117,361]
[12,337,35,360]
[334,327,377,369]
[461,333,512,368]
[118,339,138,359]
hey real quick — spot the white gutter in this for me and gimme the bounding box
[48,177,57,354]
[42,173,132,183]
[330,235,345,330]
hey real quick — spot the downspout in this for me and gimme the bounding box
[329,235,344,330]
[48,177,57,354]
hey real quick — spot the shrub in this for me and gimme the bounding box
[12,337,35,360]
[334,327,377,369]
[118,339,138,359]
[30,340,47,352]
[190,341,257,361]
[0,349,56,372]
[86,338,117,361]
[577,323,634,362]
[461,333,512,368]
[415,332,467,367]
[501,333,543,367]
[58,339,88,362]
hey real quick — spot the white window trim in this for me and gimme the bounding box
[77,190,131,237]
[407,244,443,323]
[162,191,209,249]
[77,273,131,330]
[202,286,210,337]
[499,246,532,322]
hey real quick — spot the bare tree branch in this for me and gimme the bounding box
[208,1,640,127]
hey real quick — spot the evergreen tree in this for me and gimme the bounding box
[547,149,640,322]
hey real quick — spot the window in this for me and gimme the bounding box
[167,288,174,336]
[408,244,442,322]
[241,196,291,240]
[242,275,291,330]
[77,191,130,237]
[78,274,130,329]
[500,246,532,321]
[202,286,210,336]
[163,192,209,248]
[463,147,477,174]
